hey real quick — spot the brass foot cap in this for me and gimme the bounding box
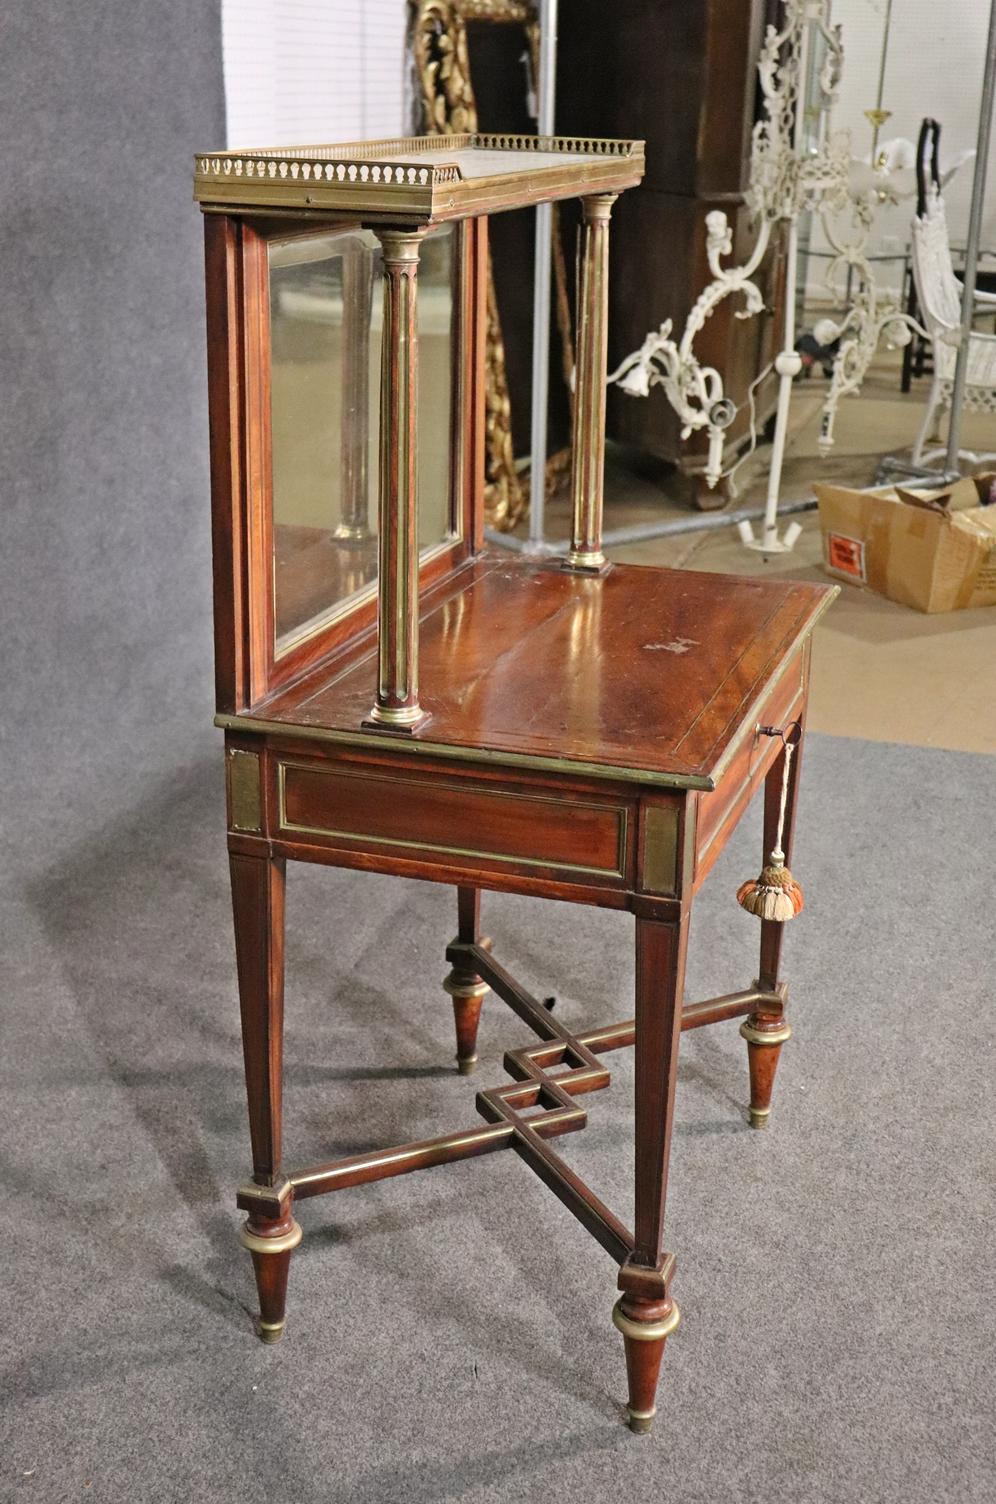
[457,1055,478,1076]
[748,1108,771,1129]
[627,1406,656,1435]
[257,1320,285,1345]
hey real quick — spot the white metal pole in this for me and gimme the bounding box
[755,16,810,552]
[525,0,558,555]
[945,0,996,471]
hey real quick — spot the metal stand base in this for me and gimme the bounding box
[486,495,818,557]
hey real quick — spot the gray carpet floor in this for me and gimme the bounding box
[2,731,994,1503]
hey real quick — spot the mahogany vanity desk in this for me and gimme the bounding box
[194,135,836,1434]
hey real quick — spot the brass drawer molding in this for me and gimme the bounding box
[277,761,629,879]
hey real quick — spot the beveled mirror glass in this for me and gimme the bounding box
[269,223,456,656]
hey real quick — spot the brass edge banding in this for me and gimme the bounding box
[740,1020,792,1047]
[214,715,716,791]
[240,1219,303,1256]
[287,1123,518,1195]
[611,1299,681,1343]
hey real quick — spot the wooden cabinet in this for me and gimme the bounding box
[195,130,834,1437]
[557,0,784,478]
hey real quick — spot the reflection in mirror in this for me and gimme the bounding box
[269,224,456,656]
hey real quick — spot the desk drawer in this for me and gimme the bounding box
[276,760,630,884]
[694,645,807,885]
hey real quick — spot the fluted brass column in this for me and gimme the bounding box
[364,228,430,732]
[334,237,373,544]
[565,193,617,573]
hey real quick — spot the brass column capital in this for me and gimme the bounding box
[375,228,427,263]
[581,192,617,224]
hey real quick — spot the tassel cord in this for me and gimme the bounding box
[770,739,794,868]
[736,724,804,922]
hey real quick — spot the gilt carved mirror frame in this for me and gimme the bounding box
[408,0,575,530]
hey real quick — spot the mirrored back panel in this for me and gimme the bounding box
[269,224,457,658]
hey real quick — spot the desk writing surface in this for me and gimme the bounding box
[245,560,835,786]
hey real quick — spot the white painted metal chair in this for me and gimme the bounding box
[909,185,996,465]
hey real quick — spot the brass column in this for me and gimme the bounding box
[334,237,373,544]
[565,193,617,573]
[364,228,430,732]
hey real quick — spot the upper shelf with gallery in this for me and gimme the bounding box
[193,133,645,222]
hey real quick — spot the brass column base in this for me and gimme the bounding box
[361,705,432,735]
[562,551,610,575]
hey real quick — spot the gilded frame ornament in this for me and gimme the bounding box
[408,0,574,530]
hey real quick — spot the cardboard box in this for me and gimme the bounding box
[815,475,996,613]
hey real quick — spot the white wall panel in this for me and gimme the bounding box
[222,0,407,147]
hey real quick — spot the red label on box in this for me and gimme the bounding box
[826,532,866,581]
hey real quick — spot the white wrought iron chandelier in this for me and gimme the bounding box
[609,0,925,554]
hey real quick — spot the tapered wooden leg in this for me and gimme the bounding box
[741,1017,792,1129]
[442,886,489,1074]
[615,911,689,1433]
[230,850,301,1341]
[612,1295,682,1434]
[240,1210,303,1343]
[744,720,806,1127]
